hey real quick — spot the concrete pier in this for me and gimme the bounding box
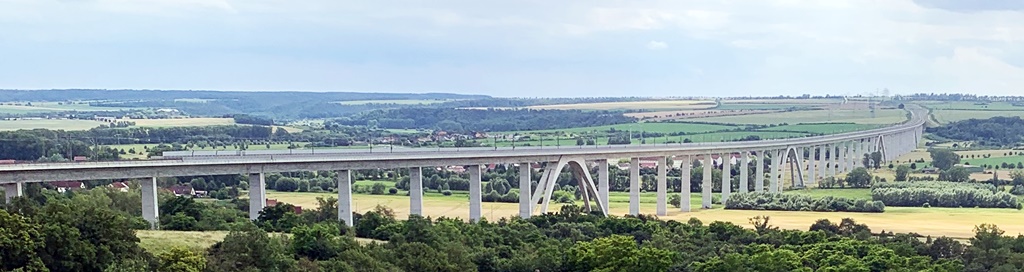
[336,170,353,226]
[721,153,731,204]
[519,163,532,219]
[656,156,667,216]
[808,146,816,184]
[468,165,481,222]
[248,173,265,220]
[598,159,609,214]
[681,155,691,212]
[629,158,640,215]
[2,182,22,204]
[141,178,158,229]
[702,154,712,208]
[739,152,749,193]
[770,150,780,193]
[409,167,423,215]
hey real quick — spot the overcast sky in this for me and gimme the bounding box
[2,0,1023,97]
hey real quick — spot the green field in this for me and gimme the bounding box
[932,110,1024,124]
[922,101,1024,111]
[692,109,908,125]
[0,119,107,131]
[509,122,739,135]
[0,101,130,114]
[335,99,450,105]
[137,230,380,256]
[787,188,872,199]
[962,156,1024,168]
[760,123,884,134]
[714,103,818,110]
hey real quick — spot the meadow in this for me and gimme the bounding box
[127,117,235,127]
[509,122,739,134]
[334,99,451,105]
[0,101,130,114]
[691,109,907,125]
[527,100,717,111]
[759,123,884,134]
[931,110,1024,123]
[0,119,108,131]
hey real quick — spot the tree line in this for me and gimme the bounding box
[725,192,885,213]
[871,181,1021,209]
[337,108,635,133]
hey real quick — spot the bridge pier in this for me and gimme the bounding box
[249,173,265,220]
[721,152,731,204]
[656,156,667,216]
[409,167,423,216]
[469,165,482,222]
[142,177,158,229]
[519,163,532,219]
[598,159,609,214]
[755,150,765,192]
[680,155,691,212]
[629,158,640,215]
[702,154,712,208]
[3,182,22,204]
[808,146,816,184]
[739,152,749,193]
[769,150,780,193]
[337,170,353,226]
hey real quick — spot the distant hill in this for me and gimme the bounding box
[0,89,489,102]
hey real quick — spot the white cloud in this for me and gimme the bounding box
[646,40,668,50]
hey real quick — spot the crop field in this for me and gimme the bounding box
[962,156,1024,168]
[335,99,451,105]
[0,101,130,114]
[922,101,1024,111]
[128,118,236,127]
[760,123,884,134]
[513,122,739,135]
[527,100,717,111]
[722,98,844,104]
[264,189,1024,239]
[0,118,107,131]
[691,109,907,125]
[931,110,1024,123]
[713,104,817,110]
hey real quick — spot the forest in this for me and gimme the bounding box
[928,116,1024,146]
[6,183,1024,271]
[725,192,885,213]
[871,181,1021,209]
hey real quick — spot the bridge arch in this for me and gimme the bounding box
[778,146,807,190]
[531,156,607,216]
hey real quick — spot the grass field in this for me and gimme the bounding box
[127,118,235,127]
[509,122,739,135]
[263,189,1024,239]
[714,104,817,110]
[0,102,130,114]
[0,119,107,131]
[335,99,450,105]
[137,230,381,255]
[932,110,1024,123]
[722,98,844,104]
[759,123,884,134]
[691,109,907,125]
[528,100,717,111]
[922,101,1024,111]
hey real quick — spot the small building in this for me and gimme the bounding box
[169,184,195,197]
[49,181,85,193]
[108,182,130,192]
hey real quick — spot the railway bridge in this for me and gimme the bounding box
[0,109,925,228]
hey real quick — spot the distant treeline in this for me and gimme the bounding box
[928,116,1024,146]
[337,108,636,133]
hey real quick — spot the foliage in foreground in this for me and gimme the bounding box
[871,181,1021,209]
[725,192,885,213]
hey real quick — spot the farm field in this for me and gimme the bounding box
[509,122,739,134]
[136,230,380,256]
[527,100,717,111]
[0,101,130,114]
[263,190,1024,239]
[921,101,1024,111]
[691,109,907,125]
[931,110,1024,123]
[0,118,107,131]
[759,123,884,134]
[713,104,816,110]
[127,117,235,127]
[722,98,844,104]
[334,99,451,105]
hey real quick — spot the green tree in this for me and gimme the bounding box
[370,183,386,195]
[846,167,873,188]
[895,165,910,181]
[158,246,206,272]
[945,166,971,182]
[291,222,357,261]
[0,209,46,271]
[929,149,961,170]
[568,234,673,272]
[206,223,295,272]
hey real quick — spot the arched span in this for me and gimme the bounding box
[530,156,607,216]
[778,146,807,190]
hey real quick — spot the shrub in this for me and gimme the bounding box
[1010,185,1024,196]
[871,181,1018,208]
[370,183,386,195]
[441,190,452,196]
[388,187,398,195]
[923,203,931,208]
[724,192,883,213]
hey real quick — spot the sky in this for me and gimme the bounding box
[1,0,1023,97]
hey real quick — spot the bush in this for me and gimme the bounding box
[724,192,884,213]
[871,181,1018,208]
[1010,185,1024,196]
[370,183,386,195]
[923,203,931,208]
[441,190,452,196]
[388,187,398,195]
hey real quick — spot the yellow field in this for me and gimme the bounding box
[692,109,907,125]
[266,190,1024,239]
[126,118,235,127]
[0,119,107,131]
[724,98,843,104]
[528,100,717,110]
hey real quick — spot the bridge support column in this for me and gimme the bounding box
[770,150,780,193]
[3,182,23,204]
[851,140,859,169]
[656,156,667,216]
[598,159,609,214]
[808,146,816,184]
[629,158,640,215]
[755,151,765,192]
[409,167,423,216]
[721,152,731,204]
[248,173,265,221]
[519,163,532,219]
[681,155,691,212]
[141,178,158,229]
[702,154,712,208]
[337,170,353,226]
[740,152,749,193]
[469,165,482,222]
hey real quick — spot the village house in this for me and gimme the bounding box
[49,181,85,193]
[107,182,130,192]
[168,184,195,197]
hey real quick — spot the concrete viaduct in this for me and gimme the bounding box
[0,110,925,229]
